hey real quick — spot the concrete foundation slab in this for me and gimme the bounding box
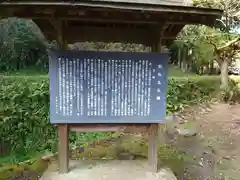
[40,160,177,180]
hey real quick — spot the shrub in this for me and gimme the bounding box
[167,76,220,113]
[219,78,240,102]
[0,75,220,156]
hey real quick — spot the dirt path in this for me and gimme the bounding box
[201,103,240,180]
[169,102,240,180]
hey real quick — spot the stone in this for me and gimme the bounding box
[42,153,55,161]
[117,152,134,160]
[222,156,231,160]
[206,108,212,112]
[199,161,204,167]
[177,129,198,137]
[184,120,189,124]
[40,160,178,180]
[151,168,177,180]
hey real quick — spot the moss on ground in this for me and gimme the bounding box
[72,134,190,179]
[0,133,190,179]
[0,158,49,180]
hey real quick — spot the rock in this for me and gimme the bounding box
[150,168,177,180]
[200,134,205,141]
[222,156,231,160]
[199,161,204,167]
[203,151,208,155]
[177,129,198,137]
[12,171,42,180]
[166,115,181,122]
[179,121,185,124]
[179,120,188,124]
[117,152,134,160]
[166,127,178,136]
[207,145,216,154]
[42,153,55,161]
[206,108,212,112]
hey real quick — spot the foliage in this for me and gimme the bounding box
[0,18,48,72]
[220,78,240,102]
[0,76,221,158]
[193,0,240,32]
[0,158,48,180]
[172,26,218,75]
[173,0,240,89]
[0,77,54,155]
[167,76,220,113]
[0,18,153,73]
[69,42,151,52]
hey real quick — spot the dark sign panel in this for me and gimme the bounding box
[49,50,168,124]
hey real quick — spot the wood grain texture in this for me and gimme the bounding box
[148,123,159,173]
[58,124,69,173]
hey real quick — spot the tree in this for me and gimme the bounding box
[193,0,240,89]
[204,29,240,89]
[0,18,48,72]
[174,25,217,75]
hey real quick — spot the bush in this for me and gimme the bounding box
[0,75,221,156]
[219,78,240,102]
[167,76,220,113]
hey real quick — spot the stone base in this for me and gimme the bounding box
[40,160,177,180]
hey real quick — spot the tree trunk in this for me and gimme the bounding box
[178,47,181,68]
[209,60,214,75]
[220,60,229,89]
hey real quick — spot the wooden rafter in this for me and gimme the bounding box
[1,7,218,27]
[0,1,223,16]
[0,0,223,46]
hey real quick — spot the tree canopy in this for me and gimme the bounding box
[173,0,240,89]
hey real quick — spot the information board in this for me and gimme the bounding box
[49,50,168,124]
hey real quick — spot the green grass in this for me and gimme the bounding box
[0,151,46,167]
[168,65,197,77]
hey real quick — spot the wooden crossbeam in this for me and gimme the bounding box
[9,13,213,26]
[0,5,216,27]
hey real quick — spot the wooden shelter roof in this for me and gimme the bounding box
[0,0,223,46]
[84,0,192,6]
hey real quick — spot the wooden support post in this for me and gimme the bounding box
[156,36,167,144]
[148,123,159,173]
[147,39,164,173]
[55,19,69,174]
[58,124,69,173]
[150,40,159,167]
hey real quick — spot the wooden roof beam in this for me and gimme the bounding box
[0,1,223,16]
[35,23,156,45]
[1,12,215,27]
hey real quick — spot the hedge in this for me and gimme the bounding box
[0,75,221,157]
